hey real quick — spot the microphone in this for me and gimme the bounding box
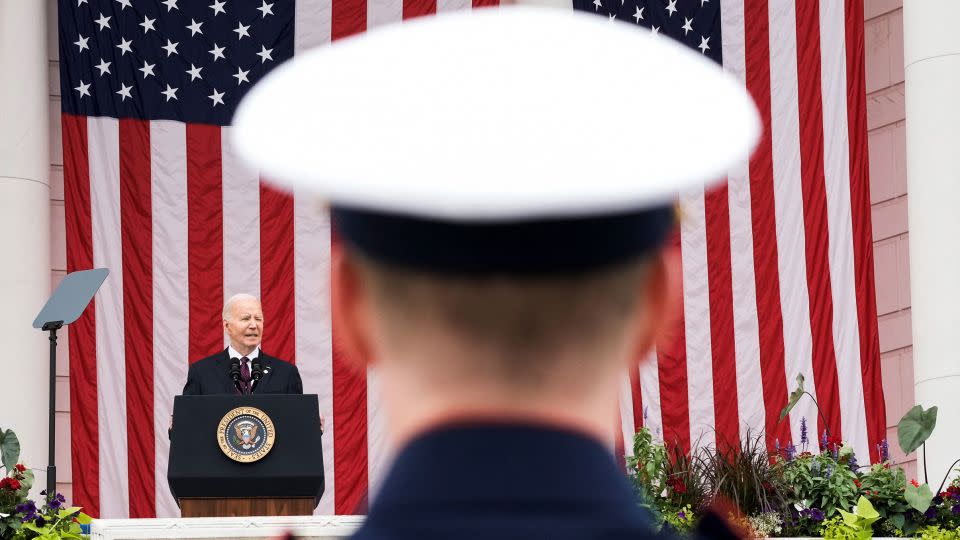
[250,358,264,393]
[229,357,245,394]
[229,357,241,382]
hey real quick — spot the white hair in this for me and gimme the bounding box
[223,293,260,321]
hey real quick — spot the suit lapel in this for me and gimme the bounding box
[252,352,274,393]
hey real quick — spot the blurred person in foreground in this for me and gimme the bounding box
[231,6,759,539]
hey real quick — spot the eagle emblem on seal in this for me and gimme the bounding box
[233,420,261,449]
[217,407,276,462]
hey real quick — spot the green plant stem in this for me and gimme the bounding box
[934,457,960,495]
[803,391,833,439]
[923,441,929,486]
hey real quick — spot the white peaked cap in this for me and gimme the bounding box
[231,6,760,223]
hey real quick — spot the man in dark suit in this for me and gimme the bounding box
[182,293,303,395]
[232,7,754,539]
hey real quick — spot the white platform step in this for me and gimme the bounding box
[90,516,365,540]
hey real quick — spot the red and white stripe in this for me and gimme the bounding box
[151,121,190,519]
[63,0,884,519]
[614,0,885,464]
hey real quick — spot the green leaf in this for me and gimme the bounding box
[904,482,934,513]
[839,508,858,527]
[897,405,938,455]
[58,507,82,519]
[779,374,805,422]
[855,496,880,527]
[838,443,854,460]
[889,513,905,529]
[76,511,92,525]
[0,429,20,471]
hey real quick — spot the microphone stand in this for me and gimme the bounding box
[249,360,263,394]
[229,359,244,394]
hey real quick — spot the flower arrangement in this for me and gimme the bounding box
[0,427,91,540]
[625,376,960,538]
[627,423,959,537]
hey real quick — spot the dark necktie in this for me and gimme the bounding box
[240,357,251,394]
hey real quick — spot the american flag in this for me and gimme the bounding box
[59,0,885,520]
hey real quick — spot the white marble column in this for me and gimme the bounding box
[0,0,52,492]
[903,0,960,485]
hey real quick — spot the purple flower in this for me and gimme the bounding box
[48,498,62,509]
[16,500,38,521]
[34,516,46,528]
[952,505,960,515]
[924,507,937,519]
[678,510,687,520]
[809,508,825,522]
[786,443,797,461]
[825,463,834,478]
[800,417,808,448]
[848,452,859,472]
[775,438,781,452]
[821,430,829,451]
[878,439,890,462]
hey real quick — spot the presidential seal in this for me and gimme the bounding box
[217,407,276,463]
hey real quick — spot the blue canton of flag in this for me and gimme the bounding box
[572,0,722,65]
[59,0,295,125]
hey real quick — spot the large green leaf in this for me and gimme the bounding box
[21,522,43,534]
[839,508,858,527]
[779,374,805,422]
[58,507,83,519]
[856,496,880,525]
[904,482,934,513]
[0,429,20,471]
[897,405,938,455]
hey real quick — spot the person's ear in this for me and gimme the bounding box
[331,244,377,371]
[632,247,681,359]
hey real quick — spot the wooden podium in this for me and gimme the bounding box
[168,395,325,517]
[179,497,315,517]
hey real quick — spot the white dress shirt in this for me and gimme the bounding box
[227,346,260,362]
